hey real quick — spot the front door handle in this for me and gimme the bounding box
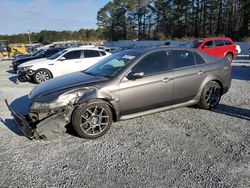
[162,77,172,82]
[197,71,205,75]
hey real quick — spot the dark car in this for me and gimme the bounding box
[12,48,65,72]
[6,46,231,140]
[13,50,43,60]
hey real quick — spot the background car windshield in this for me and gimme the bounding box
[34,50,45,57]
[188,40,203,48]
[31,51,41,56]
[48,49,67,60]
[85,52,137,78]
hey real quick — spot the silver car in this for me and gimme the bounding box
[7,47,231,140]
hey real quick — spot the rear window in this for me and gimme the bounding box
[215,40,225,47]
[84,50,101,58]
[224,40,232,45]
[169,50,196,69]
[63,50,81,60]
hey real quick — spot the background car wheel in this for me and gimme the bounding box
[72,101,113,139]
[225,53,233,63]
[33,69,52,84]
[198,81,221,110]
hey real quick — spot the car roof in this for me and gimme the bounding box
[65,46,104,52]
[194,37,232,41]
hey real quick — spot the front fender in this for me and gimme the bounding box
[75,88,120,121]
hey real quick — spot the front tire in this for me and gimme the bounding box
[72,101,113,139]
[33,69,52,84]
[198,81,221,110]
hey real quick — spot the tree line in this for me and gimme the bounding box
[97,0,249,41]
[0,29,102,44]
[0,0,249,43]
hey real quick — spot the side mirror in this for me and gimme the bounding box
[127,71,144,80]
[202,45,208,49]
[58,56,65,61]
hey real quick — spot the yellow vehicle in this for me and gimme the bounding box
[0,40,28,60]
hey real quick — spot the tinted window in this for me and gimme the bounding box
[203,41,214,48]
[215,40,225,47]
[224,40,232,45]
[169,50,196,69]
[45,49,59,57]
[63,50,81,60]
[194,52,206,64]
[84,50,100,58]
[132,51,168,76]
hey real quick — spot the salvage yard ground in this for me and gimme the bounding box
[0,60,249,187]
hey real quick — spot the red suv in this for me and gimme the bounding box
[189,37,236,63]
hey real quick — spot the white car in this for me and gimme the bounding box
[17,47,111,84]
[236,44,241,54]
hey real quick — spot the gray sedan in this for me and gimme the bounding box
[7,46,231,140]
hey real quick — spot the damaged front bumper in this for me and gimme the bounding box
[17,69,34,82]
[5,99,74,140]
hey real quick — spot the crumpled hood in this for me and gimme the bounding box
[29,71,107,101]
[18,58,48,68]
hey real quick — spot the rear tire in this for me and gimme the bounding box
[198,81,221,110]
[72,101,113,139]
[225,53,233,63]
[33,69,52,84]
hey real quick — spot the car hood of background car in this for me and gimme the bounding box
[29,71,107,101]
[14,55,42,63]
[18,58,50,68]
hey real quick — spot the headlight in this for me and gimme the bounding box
[30,92,83,111]
[19,65,33,71]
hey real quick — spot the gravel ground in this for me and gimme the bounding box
[0,60,249,187]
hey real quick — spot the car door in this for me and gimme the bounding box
[214,40,226,58]
[200,40,216,57]
[119,50,174,116]
[81,50,105,70]
[170,50,206,104]
[54,50,82,77]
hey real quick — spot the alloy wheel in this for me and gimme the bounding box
[35,70,50,83]
[205,84,221,107]
[80,106,110,136]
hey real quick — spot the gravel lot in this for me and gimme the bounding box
[0,60,249,187]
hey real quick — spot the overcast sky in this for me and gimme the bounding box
[0,0,109,35]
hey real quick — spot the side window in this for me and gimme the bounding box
[84,50,101,58]
[131,51,168,76]
[63,50,81,60]
[169,50,196,69]
[203,41,214,48]
[215,40,225,47]
[194,52,206,64]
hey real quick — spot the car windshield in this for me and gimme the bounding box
[188,40,204,48]
[31,50,41,56]
[48,49,67,60]
[34,50,45,57]
[85,51,137,78]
